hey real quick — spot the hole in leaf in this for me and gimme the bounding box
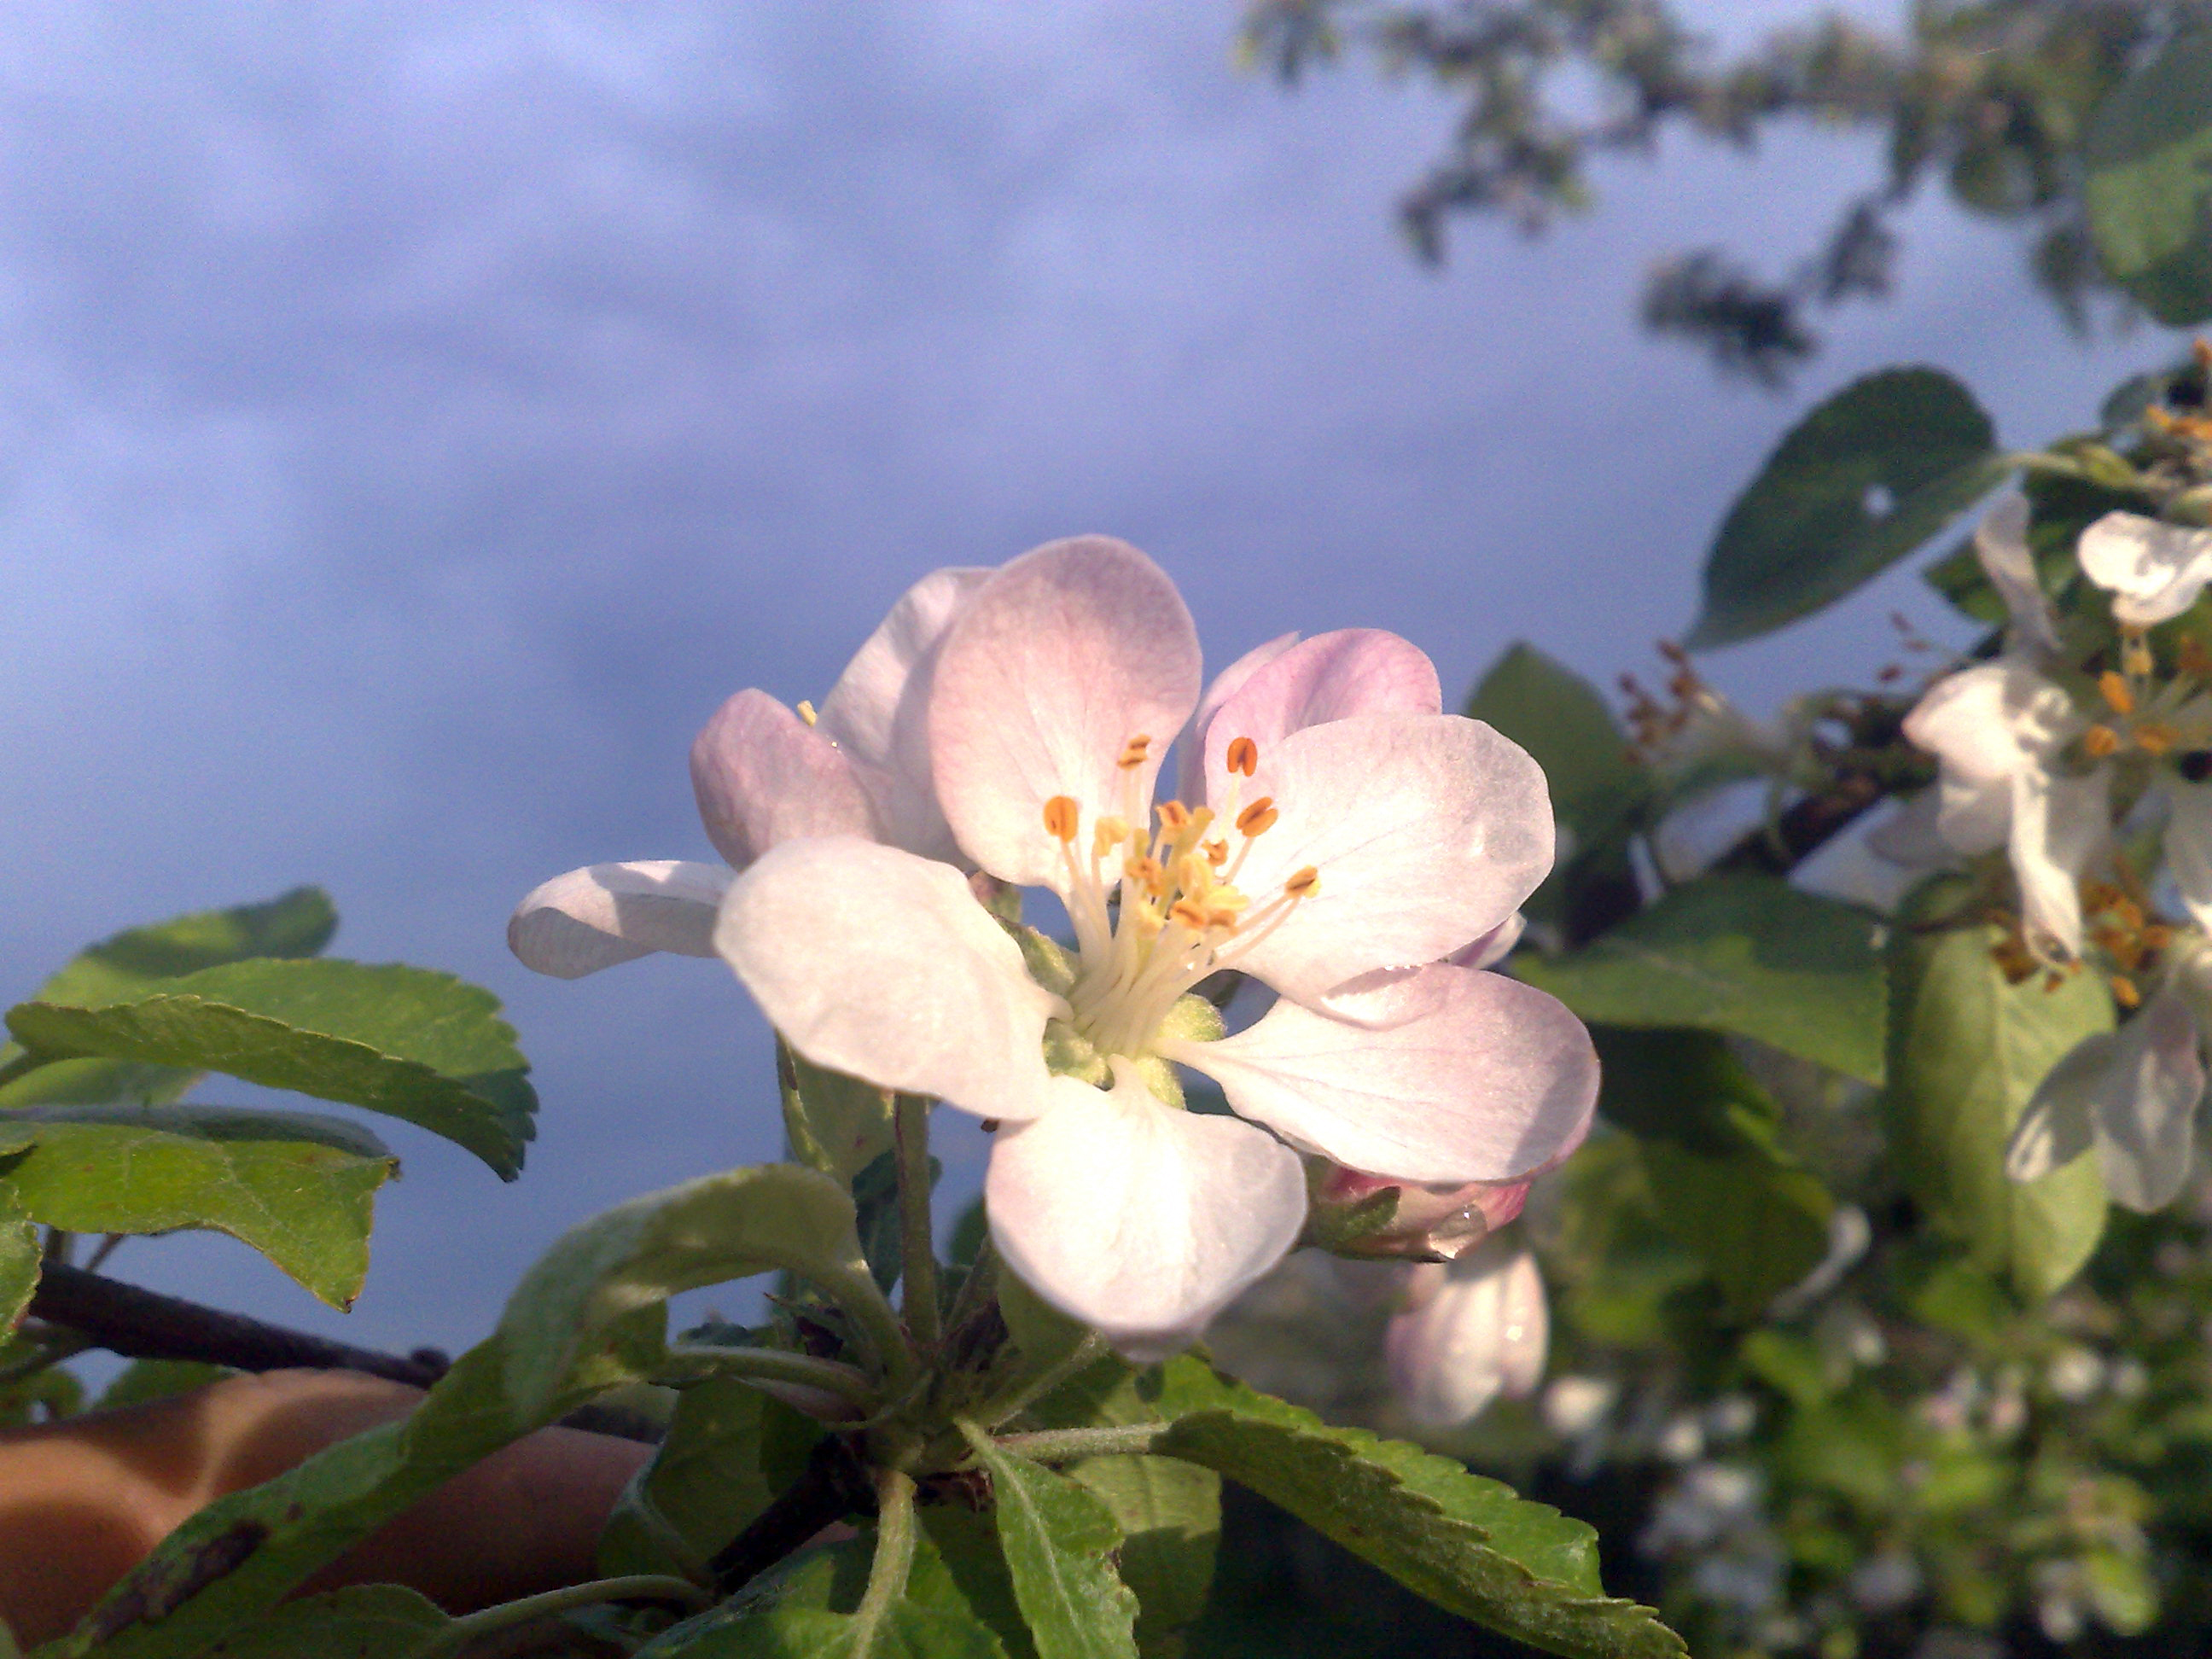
[1862,482,1895,520]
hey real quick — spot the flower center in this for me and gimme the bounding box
[1039,731,1318,1060]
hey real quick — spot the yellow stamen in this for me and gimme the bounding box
[2137,723,2179,755]
[2100,671,2136,716]
[1118,734,1151,771]
[1284,865,1320,899]
[1092,816,1130,859]
[2122,633,2155,678]
[1124,854,1166,895]
[1225,736,1259,777]
[1236,796,1278,837]
[795,700,818,726]
[1157,800,1191,834]
[1043,795,1080,843]
[2084,725,2122,758]
[2112,975,2143,1010]
[1169,899,1213,930]
[1202,837,1229,868]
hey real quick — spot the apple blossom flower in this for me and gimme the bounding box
[1384,1237,1547,1428]
[714,535,1599,1357]
[2077,512,2212,628]
[2009,938,2212,1211]
[506,566,986,978]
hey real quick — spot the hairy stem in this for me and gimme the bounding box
[894,1094,940,1353]
[975,1330,1106,1429]
[421,1575,710,1653]
[992,1422,1168,1463]
[852,1470,918,1639]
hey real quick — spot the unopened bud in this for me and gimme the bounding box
[1307,1163,1531,1260]
[1384,1236,1547,1428]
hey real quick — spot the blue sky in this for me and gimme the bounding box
[0,1,2182,1361]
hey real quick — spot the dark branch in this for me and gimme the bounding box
[708,1433,875,1594]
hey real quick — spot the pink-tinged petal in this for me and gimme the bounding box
[2094,988,2205,1212]
[690,689,882,869]
[930,537,1202,890]
[1222,713,1553,1004]
[1198,629,1443,803]
[814,567,992,862]
[2009,765,2107,963]
[2166,780,2212,933]
[2006,1033,2104,1183]
[508,860,732,978]
[1450,912,1527,970]
[986,1061,1307,1360]
[714,837,1061,1122]
[1974,491,2060,655]
[2078,513,2212,627]
[1175,631,1301,803]
[1386,1238,1547,1428]
[1167,964,1598,1185]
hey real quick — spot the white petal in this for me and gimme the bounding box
[1973,490,2060,655]
[1450,912,1527,970]
[1386,1239,1547,1428]
[986,1061,1307,1361]
[714,837,1061,1122]
[2078,513,2212,627]
[690,689,882,868]
[929,537,1202,891]
[2165,780,2212,933]
[1864,790,1957,868]
[1901,662,2081,855]
[1175,631,1300,804]
[508,861,732,978]
[1196,629,1442,803]
[1169,964,1598,1185]
[1222,713,1554,1004]
[814,567,992,862]
[2009,765,2107,962]
[2094,988,2205,1212]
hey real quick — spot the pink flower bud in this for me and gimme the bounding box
[1312,1164,1532,1260]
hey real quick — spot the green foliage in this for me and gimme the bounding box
[1464,643,1648,851]
[2085,26,2212,325]
[0,888,336,1109]
[598,1380,820,1581]
[198,1586,449,1658]
[0,1187,36,1330]
[1685,367,2005,648]
[4,957,537,1179]
[780,1041,898,1185]
[1593,1029,1834,1317]
[962,1429,1142,1659]
[1516,873,1885,1083]
[93,1360,237,1412]
[0,1109,394,1308]
[1884,881,2111,1300]
[1152,1360,1682,1659]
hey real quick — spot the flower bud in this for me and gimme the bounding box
[1308,1163,1531,1260]
[1385,1236,1547,1428]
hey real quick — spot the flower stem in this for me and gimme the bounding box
[992,1422,1169,1463]
[895,1093,940,1353]
[420,1575,710,1653]
[975,1330,1107,1429]
[661,1343,877,1411]
[852,1469,919,1640]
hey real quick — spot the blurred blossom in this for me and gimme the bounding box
[1384,1235,1546,1427]
[1849,1550,1925,1615]
[1541,1373,1617,1440]
[1656,1412,1705,1463]
[2046,1345,2108,1402]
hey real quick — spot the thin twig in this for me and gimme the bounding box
[419,1575,710,1654]
[708,1433,875,1595]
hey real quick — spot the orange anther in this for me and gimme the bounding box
[1043,795,1080,842]
[2111,975,2143,1010]
[1236,797,1278,836]
[1118,734,1152,770]
[2084,725,2122,758]
[1284,865,1320,899]
[2099,671,2136,716]
[1225,736,1259,777]
[2138,723,2179,755]
[1157,800,1191,833]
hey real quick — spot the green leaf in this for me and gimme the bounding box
[781,1041,897,1185]
[1016,1360,1219,1655]
[962,1429,1141,1659]
[597,1377,791,1580]
[0,1187,35,1330]
[1884,882,2112,1300]
[5,958,536,1178]
[200,1585,448,1658]
[94,1360,237,1412]
[498,1162,875,1421]
[0,1109,395,1308]
[1595,1028,1834,1315]
[0,887,337,1109]
[1685,368,2005,649]
[1150,1359,1682,1659]
[1516,874,1885,1082]
[2086,29,2212,326]
[638,1534,1011,1658]
[1464,643,1646,849]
